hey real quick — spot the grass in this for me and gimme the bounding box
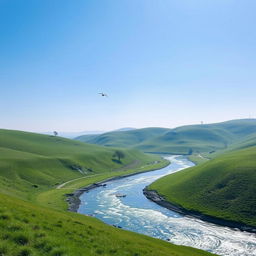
[0,129,215,255]
[75,127,170,147]
[149,146,256,227]
[0,193,214,256]
[187,154,209,165]
[36,160,170,211]
[76,119,256,155]
[0,129,162,200]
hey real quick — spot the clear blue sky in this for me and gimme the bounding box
[1,0,256,132]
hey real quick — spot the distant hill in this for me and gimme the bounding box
[42,130,104,139]
[114,127,136,132]
[75,119,256,154]
[73,128,135,142]
[75,127,170,147]
[149,146,256,228]
[43,128,135,139]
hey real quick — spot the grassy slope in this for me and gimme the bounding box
[0,129,160,200]
[75,127,170,147]
[136,126,232,154]
[149,146,256,227]
[0,194,214,256]
[0,129,213,256]
[37,161,170,211]
[76,119,256,155]
[136,119,256,154]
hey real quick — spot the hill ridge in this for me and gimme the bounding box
[75,119,256,155]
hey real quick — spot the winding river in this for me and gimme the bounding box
[78,155,256,256]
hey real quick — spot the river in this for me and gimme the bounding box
[78,155,256,256]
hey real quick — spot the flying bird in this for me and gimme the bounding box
[98,92,107,97]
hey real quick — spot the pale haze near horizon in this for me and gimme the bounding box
[0,0,255,133]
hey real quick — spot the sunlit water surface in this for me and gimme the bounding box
[78,156,256,256]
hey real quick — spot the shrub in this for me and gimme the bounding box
[50,249,65,256]
[18,248,31,256]
[0,244,7,255]
[13,234,29,245]
[0,214,10,220]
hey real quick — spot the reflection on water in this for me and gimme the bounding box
[78,156,256,256]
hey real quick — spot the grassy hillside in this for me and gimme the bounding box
[75,119,256,155]
[149,146,256,227]
[0,129,215,255]
[75,127,170,147]
[134,119,256,154]
[213,133,256,155]
[136,125,232,154]
[0,193,214,256]
[0,129,161,200]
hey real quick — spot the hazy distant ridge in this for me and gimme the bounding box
[75,119,256,154]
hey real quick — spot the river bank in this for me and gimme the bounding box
[67,160,170,212]
[143,188,256,234]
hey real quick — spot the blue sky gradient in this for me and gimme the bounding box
[1,0,256,132]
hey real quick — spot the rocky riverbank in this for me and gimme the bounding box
[143,188,256,234]
[66,160,170,212]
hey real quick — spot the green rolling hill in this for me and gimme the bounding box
[75,119,256,155]
[75,127,170,147]
[148,146,256,228]
[0,129,162,200]
[0,129,214,256]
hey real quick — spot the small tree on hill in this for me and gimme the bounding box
[53,131,58,136]
[113,150,125,162]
